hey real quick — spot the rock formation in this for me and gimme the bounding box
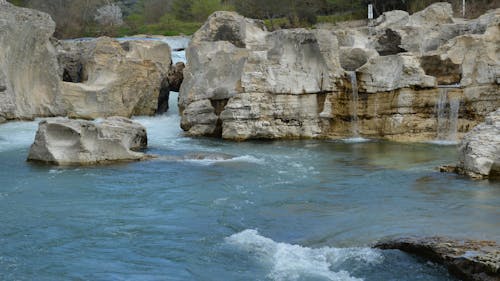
[179,4,500,141]
[1,3,182,122]
[0,1,65,121]
[376,237,500,281]
[57,37,172,119]
[158,61,185,114]
[450,109,499,179]
[27,117,149,165]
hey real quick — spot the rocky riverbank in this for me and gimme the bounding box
[376,237,500,281]
[0,1,184,122]
[179,3,499,142]
[441,109,500,179]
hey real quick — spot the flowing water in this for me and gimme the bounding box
[0,41,499,281]
[435,88,461,144]
[348,71,360,138]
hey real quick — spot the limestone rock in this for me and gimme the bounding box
[180,11,342,138]
[339,47,378,71]
[370,4,497,55]
[456,109,500,179]
[375,237,500,281]
[58,37,169,119]
[373,10,410,30]
[408,2,454,26]
[241,29,342,94]
[0,2,65,121]
[220,93,322,140]
[179,5,500,141]
[158,62,185,114]
[357,54,436,93]
[27,117,149,165]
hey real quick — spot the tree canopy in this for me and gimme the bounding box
[6,0,498,38]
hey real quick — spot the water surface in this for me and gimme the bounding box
[0,38,499,281]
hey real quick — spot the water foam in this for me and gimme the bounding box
[339,137,372,143]
[427,140,459,146]
[184,155,265,166]
[226,229,382,281]
[0,120,40,152]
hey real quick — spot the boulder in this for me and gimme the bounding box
[357,53,436,93]
[455,109,500,179]
[421,22,499,87]
[408,2,454,26]
[27,117,149,165]
[0,1,65,121]
[370,4,497,54]
[375,237,500,281]
[57,37,170,119]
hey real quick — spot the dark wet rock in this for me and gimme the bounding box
[375,237,500,281]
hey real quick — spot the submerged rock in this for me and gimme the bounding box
[0,1,65,121]
[27,117,149,165]
[456,109,500,179]
[375,237,500,281]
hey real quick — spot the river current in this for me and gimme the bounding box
[0,39,499,281]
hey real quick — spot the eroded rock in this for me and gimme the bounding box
[27,117,149,165]
[455,109,500,179]
[375,237,500,281]
[179,5,499,141]
[0,2,65,121]
[57,37,170,119]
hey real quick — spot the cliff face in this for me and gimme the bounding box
[0,2,177,122]
[0,1,65,122]
[179,3,500,141]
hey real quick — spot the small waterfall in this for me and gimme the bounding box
[448,98,460,141]
[435,88,461,143]
[348,71,359,137]
[436,89,448,140]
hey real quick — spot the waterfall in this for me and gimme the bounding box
[436,89,448,140]
[448,98,460,141]
[348,71,359,137]
[435,88,461,143]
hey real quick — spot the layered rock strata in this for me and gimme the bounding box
[179,4,500,141]
[27,117,149,165]
[376,237,500,281]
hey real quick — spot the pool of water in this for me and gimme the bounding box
[0,94,499,280]
[1,37,499,281]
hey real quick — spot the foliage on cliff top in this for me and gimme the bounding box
[6,0,499,38]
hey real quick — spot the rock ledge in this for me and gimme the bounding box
[375,237,500,281]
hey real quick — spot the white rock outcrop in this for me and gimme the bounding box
[27,117,149,165]
[457,109,500,179]
[180,5,499,141]
[58,37,171,119]
[179,11,342,138]
[0,1,65,121]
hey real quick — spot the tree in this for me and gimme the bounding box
[190,0,223,21]
[95,3,124,26]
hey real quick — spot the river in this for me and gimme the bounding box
[0,38,498,281]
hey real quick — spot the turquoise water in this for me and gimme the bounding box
[0,98,499,280]
[1,40,499,280]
